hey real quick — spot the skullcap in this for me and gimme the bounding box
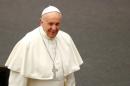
[42,5,61,15]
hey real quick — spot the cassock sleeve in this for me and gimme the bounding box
[65,73,76,86]
[9,70,28,86]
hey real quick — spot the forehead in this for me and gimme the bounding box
[42,12,62,21]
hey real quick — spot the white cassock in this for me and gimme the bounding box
[5,26,83,86]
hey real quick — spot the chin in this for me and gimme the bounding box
[49,34,57,38]
[48,35,55,38]
[51,36,56,38]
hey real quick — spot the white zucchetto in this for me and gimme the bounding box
[42,6,61,15]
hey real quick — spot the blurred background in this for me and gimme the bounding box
[0,0,130,86]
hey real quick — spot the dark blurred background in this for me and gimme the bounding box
[0,0,130,86]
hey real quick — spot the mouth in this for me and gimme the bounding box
[47,30,59,38]
[48,32,57,38]
[51,30,58,34]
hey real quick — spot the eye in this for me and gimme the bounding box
[49,22,53,26]
[56,23,60,26]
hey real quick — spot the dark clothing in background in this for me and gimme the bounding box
[0,67,9,86]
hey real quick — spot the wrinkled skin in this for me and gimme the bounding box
[40,12,62,38]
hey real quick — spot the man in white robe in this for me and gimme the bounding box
[5,6,83,86]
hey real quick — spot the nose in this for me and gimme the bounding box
[52,25,57,31]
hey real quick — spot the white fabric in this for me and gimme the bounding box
[5,26,83,80]
[9,71,28,86]
[42,6,61,15]
[9,71,75,86]
[66,73,75,86]
[43,32,64,80]
[45,35,57,60]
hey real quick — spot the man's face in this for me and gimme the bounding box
[40,12,62,38]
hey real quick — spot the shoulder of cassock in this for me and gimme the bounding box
[5,26,83,80]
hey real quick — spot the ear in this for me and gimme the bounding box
[40,18,43,25]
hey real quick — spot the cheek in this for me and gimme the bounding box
[42,24,50,31]
[56,28,59,32]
